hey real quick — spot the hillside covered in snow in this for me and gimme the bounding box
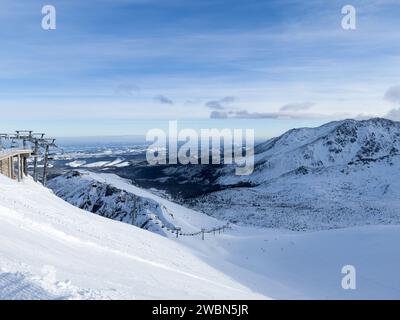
[2,118,400,299]
[189,118,400,230]
[47,171,229,237]
[1,172,400,299]
[0,174,263,300]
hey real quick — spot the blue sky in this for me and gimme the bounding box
[1,0,400,137]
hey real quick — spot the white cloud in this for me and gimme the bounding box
[210,109,349,120]
[114,84,140,96]
[384,85,400,104]
[154,95,174,105]
[384,108,400,121]
[280,102,315,112]
[205,96,235,110]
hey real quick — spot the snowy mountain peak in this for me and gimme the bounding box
[242,118,400,184]
[192,118,400,231]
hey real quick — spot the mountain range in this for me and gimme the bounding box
[2,118,400,299]
[48,118,400,231]
[186,118,400,230]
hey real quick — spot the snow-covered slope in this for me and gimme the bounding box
[0,174,264,300]
[191,118,400,230]
[47,171,226,236]
[49,172,400,299]
[1,172,400,299]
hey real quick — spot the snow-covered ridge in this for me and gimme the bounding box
[48,171,227,237]
[48,171,175,236]
[221,118,400,184]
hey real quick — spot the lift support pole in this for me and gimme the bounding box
[42,144,50,186]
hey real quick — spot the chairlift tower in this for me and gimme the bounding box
[30,133,46,182]
[15,130,33,149]
[0,130,59,185]
[38,138,57,186]
[0,134,9,151]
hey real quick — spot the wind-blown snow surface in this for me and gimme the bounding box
[192,118,400,230]
[1,172,400,299]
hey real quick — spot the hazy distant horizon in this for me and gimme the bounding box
[4,118,339,141]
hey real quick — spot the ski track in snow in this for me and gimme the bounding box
[0,206,248,295]
[0,272,60,300]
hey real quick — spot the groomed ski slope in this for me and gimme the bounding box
[0,174,265,300]
[83,173,400,299]
[1,172,400,299]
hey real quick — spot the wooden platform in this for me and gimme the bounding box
[0,148,32,181]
